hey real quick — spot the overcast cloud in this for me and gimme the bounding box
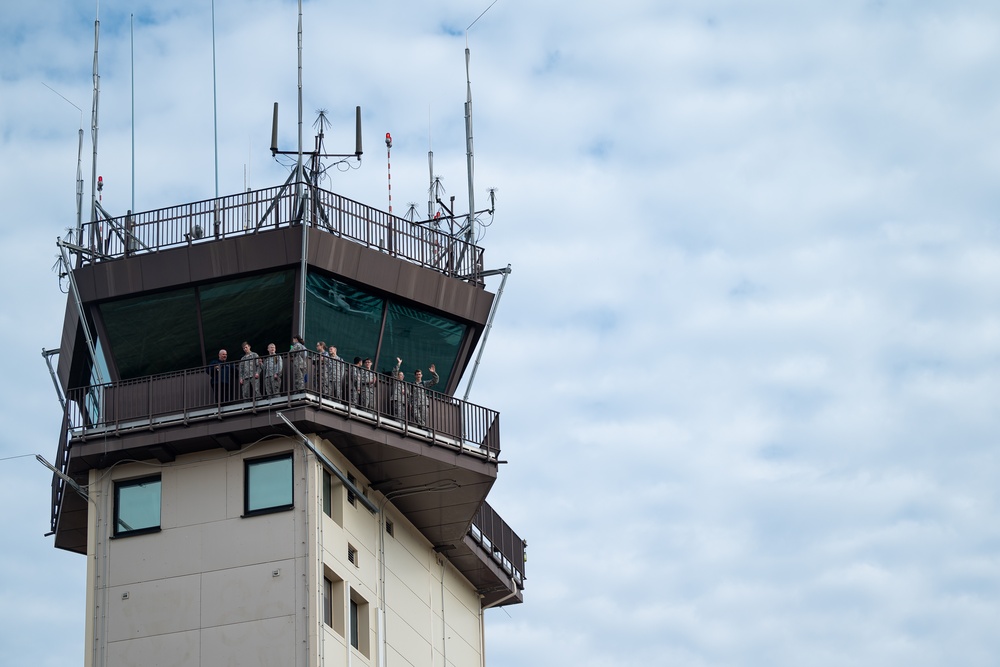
[3,1,1000,666]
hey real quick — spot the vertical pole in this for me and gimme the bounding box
[212,0,219,199]
[90,2,101,241]
[296,0,308,338]
[130,14,135,214]
[464,46,476,247]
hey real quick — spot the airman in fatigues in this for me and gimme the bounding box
[239,341,262,400]
[410,364,439,426]
[290,335,307,390]
[390,357,407,419]
[262,343,283,396]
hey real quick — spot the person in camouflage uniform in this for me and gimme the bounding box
[262,342,283,396]
[239,341,262,400]
[390,357,407,419]
[410,364,439,426]
[350,357,363,405]
[360,357,376,409]
[290,335,307,390]
[315,341,333,396]
[328,344,346,400]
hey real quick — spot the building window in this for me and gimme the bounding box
[350,598,359,649]
[348,544,358,567]
[244,453,293,516]
[349,590,370,656]
[323,577,333,627]
[114,475,161,537]
[346,472,357,507]
[385,519,394,537]
[322,468,332,517]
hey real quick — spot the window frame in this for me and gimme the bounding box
[243,452,294,517]
[113,474,162,538]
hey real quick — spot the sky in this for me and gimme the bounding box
[2,0,1000,665]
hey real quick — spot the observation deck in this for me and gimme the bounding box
[49,185,524,605]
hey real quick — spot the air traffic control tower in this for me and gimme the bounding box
[44,126,525,665]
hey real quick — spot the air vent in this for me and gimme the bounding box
[348,544,358,566]
[347,473,357,507]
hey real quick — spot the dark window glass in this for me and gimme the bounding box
[350,599,359,649]
[305,273,384,363]
[380,302,466,388]
[114,476,161,536]
[100,289,201,378]
[322,469,332,517]
[323,578,333,627]
[200,271,295,358]
[245,454,293,515]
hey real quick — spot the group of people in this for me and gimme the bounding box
[208,341,284,400]
[207,336,440,425]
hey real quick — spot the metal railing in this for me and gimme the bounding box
[470,501,526,587]
[64,351,500,457]
[79,185,485,282]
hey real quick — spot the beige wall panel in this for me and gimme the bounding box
[382,535,432,607]
[321,625,348,659]
[384,607,433,667]
[442,584,482,647]
[200,615,297,667]
[200,559,298,628]
[107,524,204,587]
[201,510,298,571]
[105,628,200,667]
[164,457,228,527]
[106,574,202,643]
[442,632,482,667]
[384,568,433,634]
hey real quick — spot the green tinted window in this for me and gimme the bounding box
[245,454,293,514]
[114,476,161,536]
[100,289,201,378]
[201,271,295,356]
[305,273,384,362]
[381,302,466,388]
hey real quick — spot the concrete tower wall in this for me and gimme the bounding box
[83,437,483,667]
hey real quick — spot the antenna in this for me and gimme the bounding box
[211,0,219,198]
[462,0,500,246]
[270,102,279,154]
[89,0,101,245]
[355,106,363,157]
[463,45,475,245]
[386,132,393,216]
[130,14,135,214]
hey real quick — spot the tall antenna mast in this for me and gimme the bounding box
[386,132,393,216]
[427,112,435,220]
[89,0,101,242]
[130,14,135,213]
[463,0,499,246]
[296,0,307,336]
[463,42,475,246]
[212,0,219,198]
